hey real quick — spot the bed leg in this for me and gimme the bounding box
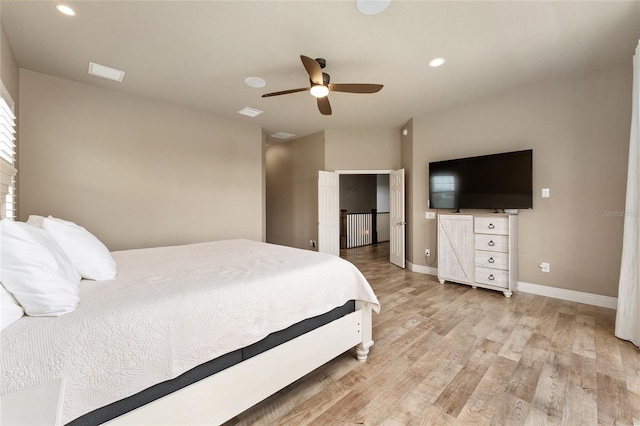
[355,301,374,362]
[356,344,371,362]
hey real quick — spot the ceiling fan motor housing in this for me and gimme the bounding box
[315,58,326,69]
[310,72,331,87]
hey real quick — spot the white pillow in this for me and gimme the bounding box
[26,214,45,228]
[0,219,81,316]
[0,283,24,330]
[42,216,117,281]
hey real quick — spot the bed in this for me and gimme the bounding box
[0,237,380,425]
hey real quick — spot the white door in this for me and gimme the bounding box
[390,169,405,268]
[318,171,340,256]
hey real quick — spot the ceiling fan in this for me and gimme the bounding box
[262,55,383,116]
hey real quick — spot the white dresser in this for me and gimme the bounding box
[437,213,518,297]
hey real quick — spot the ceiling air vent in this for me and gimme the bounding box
[237,107,263,118]
[88,62,125,82]
[270,132,296,140]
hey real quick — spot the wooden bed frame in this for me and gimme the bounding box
[106,301,374,425]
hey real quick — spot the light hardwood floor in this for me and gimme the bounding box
[226,243,639,425]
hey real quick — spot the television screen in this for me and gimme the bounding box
[429,149,533,210]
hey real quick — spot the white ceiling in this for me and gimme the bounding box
[2,1,639,142]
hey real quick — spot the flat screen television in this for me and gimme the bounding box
[429,149,533,210]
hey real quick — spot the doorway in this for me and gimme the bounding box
[339,173,390,249]
[318,169,405,268]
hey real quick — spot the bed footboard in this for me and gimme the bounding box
[107,302,374,425]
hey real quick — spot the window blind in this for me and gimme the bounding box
[0,98,16,164]
[0,85,17,220]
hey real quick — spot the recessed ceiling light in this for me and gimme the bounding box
[238,107,263,118]
[356,0,391,15]
[88,62,125,82]
[56,4,76,16]
[428,58,446,68]
[244,77,266,88]
[271,132,296,140]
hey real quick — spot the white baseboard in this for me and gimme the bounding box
[407,261,438,276]
[517,281,618,310]
[406,263,618,310]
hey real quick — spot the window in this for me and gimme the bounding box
[0,81,17,220]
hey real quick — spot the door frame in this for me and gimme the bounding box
[336,170,395,175]
[332,169,404,267]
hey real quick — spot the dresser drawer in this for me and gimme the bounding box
[475,250,509,270]
[474,216,509,235]
[475,267,509,288]
[475,234,508,252]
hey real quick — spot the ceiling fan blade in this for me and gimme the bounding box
[317,96,332,115]
[261,87,309,98]
[301,55,323,85]
[328,83,383,94]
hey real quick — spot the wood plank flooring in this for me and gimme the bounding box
[225,243,639,425]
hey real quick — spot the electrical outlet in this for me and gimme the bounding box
[425,211,436,220]
[539,262,550,273]
[310,240,316,248]
[425,249,430,256]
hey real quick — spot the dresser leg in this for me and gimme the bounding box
[503,291,512,298]
[438,278,445,284]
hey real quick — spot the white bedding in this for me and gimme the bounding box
[0,239,379,423]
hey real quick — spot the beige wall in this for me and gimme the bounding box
[325,128,401,171]
[1,19,19,101]
[19,70,264,251]
[265,131,324,250]
[266,128,403,250]
[410,61,631,297]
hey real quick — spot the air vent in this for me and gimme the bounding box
[270,132,296,140]
[88,62,125,82]
[238,107,263,118]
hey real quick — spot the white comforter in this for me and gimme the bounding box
[0,239,379,423]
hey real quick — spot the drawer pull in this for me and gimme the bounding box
[488,274,495,281]
[488,223,495,229]
[488,240,495,247]
[488,257,495,263]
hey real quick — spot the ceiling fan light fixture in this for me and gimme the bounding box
[310,85,329,98]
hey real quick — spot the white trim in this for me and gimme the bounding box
[408,264,618,309]
[0,81,14,106]
[407,260,438,276]
[336,169,393,175]
[518,281,618,310]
